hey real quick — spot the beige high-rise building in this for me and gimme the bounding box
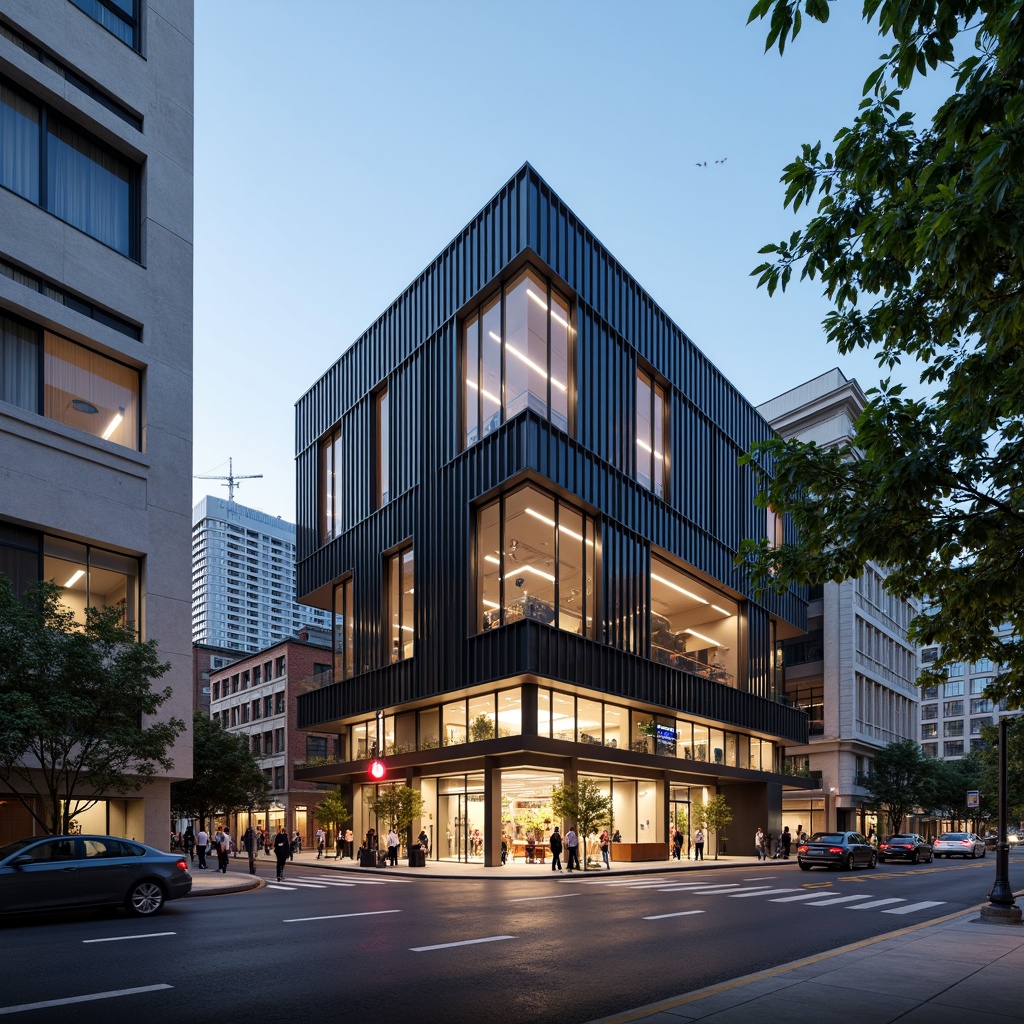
[0,1,193,845]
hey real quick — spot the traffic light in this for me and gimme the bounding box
[368,758,387,781]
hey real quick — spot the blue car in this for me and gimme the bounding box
[797,830,877,871]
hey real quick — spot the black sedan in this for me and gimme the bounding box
[877,833,934,863]
[0,834,192,917]
[797,831,877,871]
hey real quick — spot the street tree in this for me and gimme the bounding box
[550,778,612,870]
[364,784,424,842]
[692,795,733,860]
[972,717,1024,828]
[170,711,270,832]
[742,1,1024,708]
[861,739,933,835]
[314,791,350,834]
[929,754,986,833]
[0,576,184,836]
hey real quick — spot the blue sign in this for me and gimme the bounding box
[655,725,676,742]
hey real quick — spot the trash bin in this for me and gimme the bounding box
[408,847,426,868]
[359,848,377,867]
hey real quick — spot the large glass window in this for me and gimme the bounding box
[475,483,596,638]
[43,537,138,628]
[69,0,140,50]
[649,555,739,685]
[387,546,414,662]
[463,267,572,445]
[0,77,138,257]
[320,425,343,542]
[1,313,140,450]
[332,577,354,680]
[636,369,667,497]
[376,387,390,507]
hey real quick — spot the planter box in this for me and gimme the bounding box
[610,842,667,862]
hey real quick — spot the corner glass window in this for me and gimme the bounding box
[332,577,354,679]
[475,483,596,638]
[636,369,667,497]
[463,267,572,445]
[320,425,343,542]
[43,537,138,628]
[650,555,739,686]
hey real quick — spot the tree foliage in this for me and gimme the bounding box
[314,791,350,831]
[742,1,1024,707]
[692,794,733,859]
[0,576,184,835]
[550,779,612,869]
[170,711,270,831]
[861,739,935,834]
[364,784,424,837]
[971,717,1024,827]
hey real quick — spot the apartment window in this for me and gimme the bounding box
[42,537,137,628]
[69,0,140,50]
[921,723,938,740]
[263,695,273,718]
[230,706,238,726]
[253,664,261,685]
[275,692,285,715]
[372,386,391,508]
[0,78,138,256]
[321,423,343,541]
[475,483,596,639]
[943,700,964,717]
[212,681,220,700]
[273,765,284,789]
[970,698,993,714]
[251,699,261,720]
[306,736,328,761]
[230,674,239,694]
[920,704,937,720]
[463,266,571,446]
[921,742,938,758]
[970,676,993,695]
[943,720,964,737]
[922,685,939,700]
[943,740,964,756]
[789,684,825,734]
[970,717,989,736]
[636,369,668,497]
[766,505,785,549]
[251,735,261,756]
[333,576,354,679]
[387,546,414,662]
[274,727,284,753]
[275,656,286,677]
[240,704,250,724]
[944,680,964,697]
[1,313,140,449]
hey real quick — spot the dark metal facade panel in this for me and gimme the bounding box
[294,163,806,741]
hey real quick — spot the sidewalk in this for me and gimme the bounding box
[186,849,1024,1024]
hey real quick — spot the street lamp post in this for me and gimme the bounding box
[981,715,1021,925]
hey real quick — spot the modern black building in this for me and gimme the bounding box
[293,164,810,866]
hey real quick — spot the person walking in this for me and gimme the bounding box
[599,829,611,869]
[672,828,684,860]
[755,827,765,860]
[335,828,345,860]
[549,826,563,872]
[272,825,291,881]
[565,826,580,872]
[195,826,209,869]
[315,827,326,859]
[183,824,195,864]
[781,825,792,859]
[693,828,705,861]
[386,827,400,866]
[215,825,231,873]
[225,825,237,858]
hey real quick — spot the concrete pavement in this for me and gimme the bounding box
[185,849,1024,1024]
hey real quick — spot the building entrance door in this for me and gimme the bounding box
[437,776,485,862]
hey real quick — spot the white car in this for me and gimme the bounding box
[933,832,986,859]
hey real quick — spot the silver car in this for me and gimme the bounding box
[0,834,192,916]
[932,832,987,859]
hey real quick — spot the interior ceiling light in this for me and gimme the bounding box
[526,286,570,329]
[64,569,85,588]
[684,628,718,646]
[504,565,556,584]
[71,399,99,415]
[524,508,594,545]
[711,604,732,616]
[636,439,665,461]
[465,378,501,405]
[101,406,125,440]
[651,572,708,604]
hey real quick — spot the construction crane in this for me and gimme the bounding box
[194,458,263,502]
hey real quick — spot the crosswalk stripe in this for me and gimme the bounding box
[768,893,840,903]
[808,894,876,906]
[728,888,798,898]
[848,898,906,910]
[882,901,946,915]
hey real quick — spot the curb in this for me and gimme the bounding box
[186,876,264,898]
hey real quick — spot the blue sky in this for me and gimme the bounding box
[193,2,944,521]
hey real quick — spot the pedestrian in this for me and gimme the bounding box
[386,827,400,866]
[292,830,301,857]
[272,825,291,881]
[225,825,237,858]
[693,828,705,861]
[766,831,775,858]
[183,824,195,864]
[417,829,429,854]
[264,830,272,856]
[599,829,611,869]
[781,825,792,859]
[195,826,209,869]
[672,828,684,860]
[755,827,765,860]
[335,828,344,860]
[215,825,230,873]
[549,826,563,872]
[565,825,580,872]
[315,827,325,859]
[612,829,622,844]
[500,832,509,865]
[345,828,354,859]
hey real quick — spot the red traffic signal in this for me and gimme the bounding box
[368,758,387,781]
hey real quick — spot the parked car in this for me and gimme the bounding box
[0,834,192,916]
[877,833,934,863]
[932,832,986,859]
[797,831,877,871]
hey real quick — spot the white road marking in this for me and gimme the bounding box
[769,893,841,903]
[882,901,946,914]
[284,909,401,923]
[83,933,175,943]
[643,910,705,920]
[809,894,876,906]
[411,935,514,952]
[509,893,581,902]
[0,985,172,1015]
[727,888,798,898]
[848,898,906,910]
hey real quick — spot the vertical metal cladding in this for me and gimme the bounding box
[294,163,806,741]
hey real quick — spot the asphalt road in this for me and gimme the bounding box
[1,855,1020,1023]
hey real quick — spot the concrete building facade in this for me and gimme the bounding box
[758,370,921,837]
[0,0,193,845]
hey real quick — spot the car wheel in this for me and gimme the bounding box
[799,862,811,871]
[911,851,919,864]
[981,847,986,858]
[845,853,856,871]
[868,852,877,869]
[126,879,166,916]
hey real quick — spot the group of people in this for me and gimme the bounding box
[754,825,794,860]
